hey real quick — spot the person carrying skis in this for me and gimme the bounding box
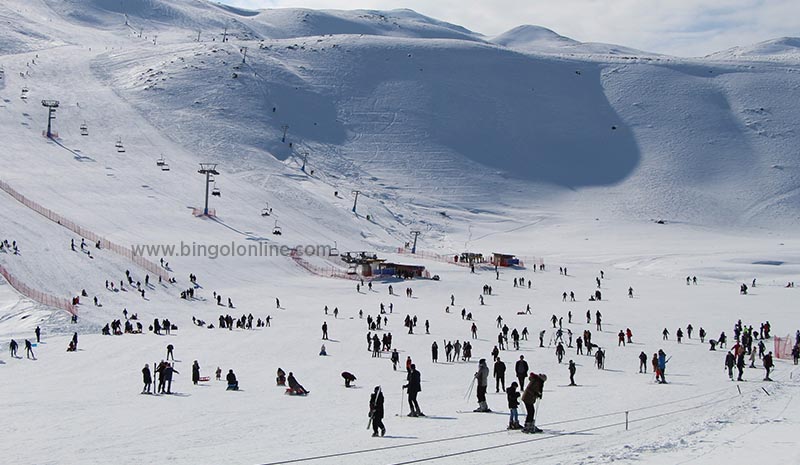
[369,386,386,437]
[403,364,423,416]
[506,382,521,430]
[521,372,547,433]
[473,359,491,412]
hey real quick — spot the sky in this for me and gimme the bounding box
[217,0,799,56]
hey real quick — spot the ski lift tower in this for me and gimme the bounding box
[410,230,421,254]
[198,163,220,216]
[41,100,59,139]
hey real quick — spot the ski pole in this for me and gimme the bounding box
[400,387,405,416]
[464,377,476,400]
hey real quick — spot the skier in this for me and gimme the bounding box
[657,349,668,383]
[322,322,328,340]
[618,330,625,346]
[142,364,152,394]
[494,357,507,392]
[699,327,706,343]
[506,382,521,430]
[403,364,423,416]
[662,328,669,340]
[568,360,577,386]
[555,342,565,363]
[226,369,239,390]
[369,386,386,437]
[192,360,200,385]
[515,355,529,390]
[676,328,683,343]
[35,326,41,343]
[763,352,774,381]
[471,323,478,339]
[639,351,648,373]
[473,359,491,412]
[9,339,18,358]
[391,349,399,370]
[166,344,174,361]
[431,341,438,363]
[687,324,693,339]
[521,372,547,433]
[24,339,34,359]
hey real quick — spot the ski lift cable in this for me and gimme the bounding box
[259,367,796,465]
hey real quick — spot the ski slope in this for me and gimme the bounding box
[0,1,799,464]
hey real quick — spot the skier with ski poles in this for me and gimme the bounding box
[473,359,491,412]
[521,372,547,433]
[403,364,424,417]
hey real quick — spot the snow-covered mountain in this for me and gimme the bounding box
[709,36,800,62]
[490,24,652,57]
[1,2,799,464]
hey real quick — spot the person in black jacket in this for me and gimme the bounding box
[736,353,745,381]
[24,339,35,359]
[506,382,521,429]
[725,351,735,380]
[763,352,774,381]
[515,355,529,390]
[369,386,386,437]
[403,364,424,417]
[192,361,201,385]
[142,364,152,394]
[342,371,357,388]
[226,369,239,390]
[494,358,506,393]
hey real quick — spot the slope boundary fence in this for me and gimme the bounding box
[0,264,77,316]
[0,179,169,280]
[289,249,362,281]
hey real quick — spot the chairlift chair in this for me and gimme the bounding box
[261,203,271,216]
[161,162,170,171]
[211,182,221,197]
[156,155,166,166]
[115,138,123,148]
[272,220,282,235]
[80,122,88,136]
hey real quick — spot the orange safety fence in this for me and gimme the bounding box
[0,179,169,280]
[0,264,77,316]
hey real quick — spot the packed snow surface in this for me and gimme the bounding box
[0,1,799,464]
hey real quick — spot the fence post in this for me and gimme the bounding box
[625,411,629,431]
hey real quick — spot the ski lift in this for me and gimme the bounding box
[261,202,271,216]
[117,143,126,153]
[211,182,221,197]
[156,155,166,166]
[272,220,282,235]
[161,161,170,171]
[115,138,123,148]
[20,87,28,100]
[329,241,339,256]
[80,122,88,136]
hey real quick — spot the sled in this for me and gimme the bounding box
[198,376,210,382]
[284,388,308,396]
